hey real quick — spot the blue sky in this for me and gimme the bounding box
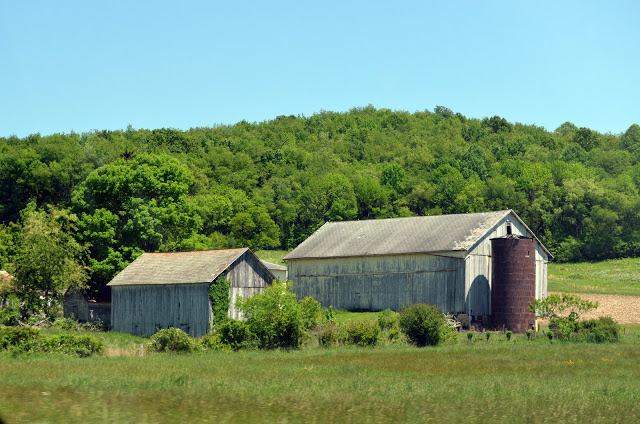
[1,1,638,138]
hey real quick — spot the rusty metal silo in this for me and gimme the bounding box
[490,235,536,333]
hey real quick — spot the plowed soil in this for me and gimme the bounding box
[547,292,640,324]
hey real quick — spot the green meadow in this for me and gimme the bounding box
[548,258,640,296]
[2,337,640,423]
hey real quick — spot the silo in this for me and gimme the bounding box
[490,235,536,333]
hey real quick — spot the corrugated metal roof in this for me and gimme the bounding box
[260,260,287,271]
[284,211,513,260]
[107,248,249,286]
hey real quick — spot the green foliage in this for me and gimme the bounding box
[398,304,448,347]
[13,204,89,319]
[467,331,474,341]
[0,326,104,356]
[506,331,513,341]
[299,296,321,331]
[148,327,199,353]
[203,319,251,351]
[0,295,21,326]
[323,306,336,323]
[316,321,342,347]
[209,273,230,325]
[546,331,554,340]
[485,331,492,341]
[342,319,380,347]
[38,333,105,357]
[529,293,599,320]
[237,280,309,349]
[377,309,399,330]
[575,316,620,343]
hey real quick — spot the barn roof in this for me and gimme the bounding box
[107,248,250,286]
[260,260,287,271]
[285,210,549,260]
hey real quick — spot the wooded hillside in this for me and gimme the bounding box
[1,105,640,295]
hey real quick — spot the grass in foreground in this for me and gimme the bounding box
[1,341,639,423]
[548,257,640,296]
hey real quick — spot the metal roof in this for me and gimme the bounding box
[107,248,249,286]
[285,210,523,260]
[260,260,287,271]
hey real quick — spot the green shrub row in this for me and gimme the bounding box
[0,326,105,357]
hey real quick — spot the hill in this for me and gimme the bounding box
[2,106,640,295]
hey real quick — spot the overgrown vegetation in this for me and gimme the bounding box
[208,272,230,325]
[398,303,450,347]
[0,325,104,357]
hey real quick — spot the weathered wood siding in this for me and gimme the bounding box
[289,252,466,312]
[465,213,549,316]
[227,251,274,320]
[111,283,211,337]
[63,293,111,324]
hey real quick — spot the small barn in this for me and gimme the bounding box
[63,290,111,325]
[108,248,274,337]
[260,260,287,281]
[285,210,552,327]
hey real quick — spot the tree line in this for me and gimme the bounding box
[1,105,640,305]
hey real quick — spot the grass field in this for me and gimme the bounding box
[2,337,640,423]
[548,258,640,296]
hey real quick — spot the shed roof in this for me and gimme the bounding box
[107,248,249,286]
[285,210,549,260]
[260,260,287,271]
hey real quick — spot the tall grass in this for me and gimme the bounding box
[254,249,290,266]
[2,340,639,423]
[548,257,640,296]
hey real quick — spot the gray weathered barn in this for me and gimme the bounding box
[260,260,288,282]
[108,248,274,337]
[63,291,111,324]
[285,210,551,323]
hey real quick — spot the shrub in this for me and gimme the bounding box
[237,280,309,349]
[316,322,342,347]
[0,325,41,352]
[467,331,474,341]
[0,295,21,326]
[323,306,336,323]
[546,330,554,340]
[575,316,620,343]
[526,330,532,340]
[149,327,199,353]
[204,319,251,351]
[485,331,492,341]
[378,309,398,330]
[398,303,447,347]
[506,331,512,341]
[39,334,105,357]
[299,296,321,330]
[343,320,380,347]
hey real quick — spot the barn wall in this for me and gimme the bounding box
[465,213,549,316]
[289,252,466,312]
[111,283,211,337]
[227,252,274,320]
[63,293,111,324]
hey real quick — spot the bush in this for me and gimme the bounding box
[299,296,321,330]
[575,316,620,343]
[485,331,492,341]
[0,326,104,356]
[203,319,251,351]
[39,334,105,357]
[237,280,309,349]
[0,295,21,326]
[506,331,512,341]
[0,325,41,352]
[209,273,230,325]
[343,320,380,347]
[378,309,398,330]
[149,327,199,353]
[467,331,474,341]
[398,304,447,347]
[316,322,342,347]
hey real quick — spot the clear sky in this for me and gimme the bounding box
[1,0,638,138]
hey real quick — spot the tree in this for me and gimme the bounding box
[13,204,90,319]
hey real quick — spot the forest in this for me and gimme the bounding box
[1,105,640,304]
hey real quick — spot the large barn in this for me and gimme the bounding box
[285,210,551,326]
[108,248,274,337]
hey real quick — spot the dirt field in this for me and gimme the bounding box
[548,292,640,324]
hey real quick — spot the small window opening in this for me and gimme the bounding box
[506,220,512,235]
